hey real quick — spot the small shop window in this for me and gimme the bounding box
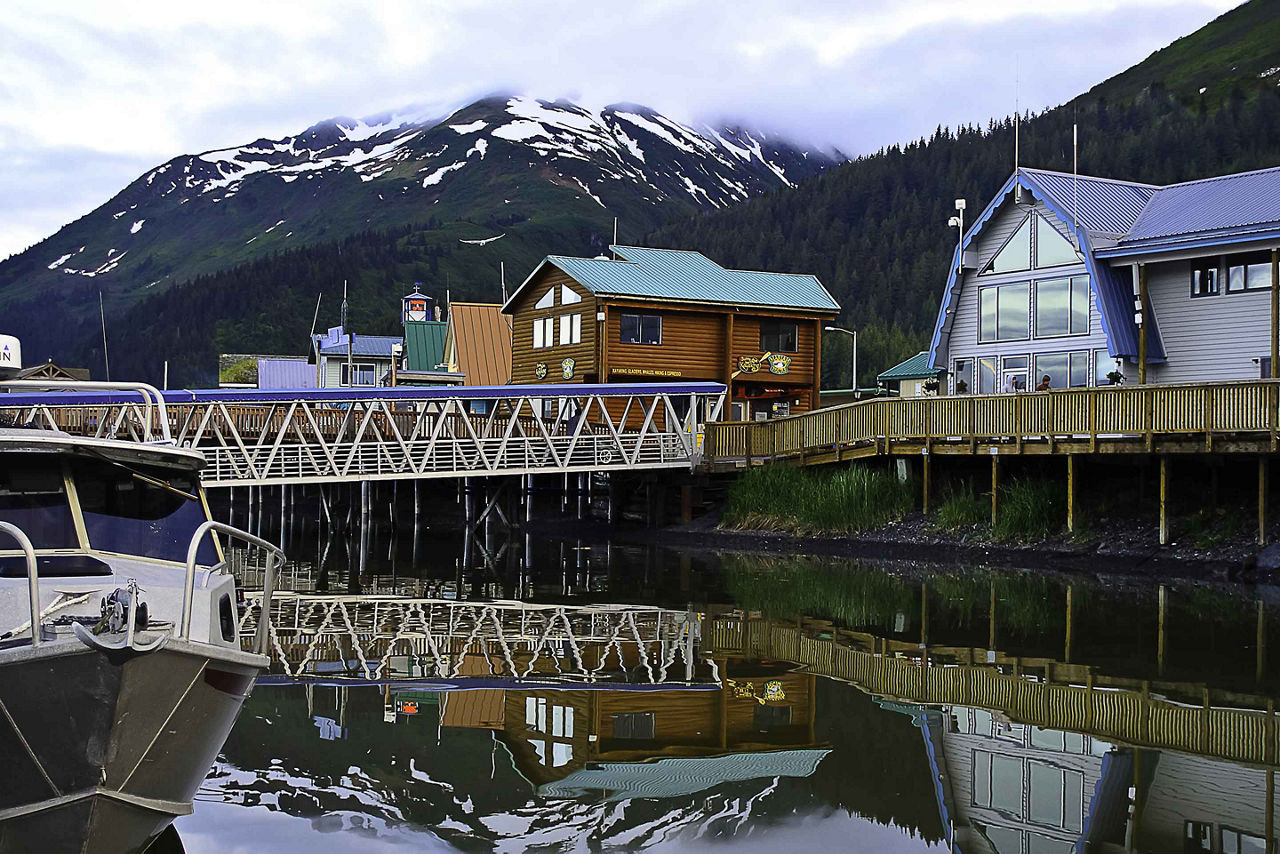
[340,362,376,386]
[558,313,581,346]
[620,314,662,345]
[532,317,555,349]
[1191,262,1219,297]
[1227,251,1273,293]
[611,712,655,741]
[759,321,798,353]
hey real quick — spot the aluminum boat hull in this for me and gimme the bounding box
[0,637,265,854]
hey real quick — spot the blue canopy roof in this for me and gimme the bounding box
[0,382,727,407]
[505,245,840,313]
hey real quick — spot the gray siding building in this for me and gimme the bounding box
[930,166,1280,389]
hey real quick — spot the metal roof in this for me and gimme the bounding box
[0,382,727,407]
[877,351,942,382]
[1019,168,1157,238]
[317,334,401,358]
[505,245,840,313]
[447,302,513,386]
[403,321,448,371]
[256,358,315,389]
[1106,165,1280,252]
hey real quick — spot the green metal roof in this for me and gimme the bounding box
[403,320,448,372]
[877,351,942,382]
[505,245,839,313]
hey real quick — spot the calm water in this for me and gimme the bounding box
[172,486,1280,852]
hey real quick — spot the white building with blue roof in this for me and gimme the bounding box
[930,165,1280,393]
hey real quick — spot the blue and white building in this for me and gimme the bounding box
[929,165,1280,392]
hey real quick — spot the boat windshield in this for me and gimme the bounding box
[0,458,78,550]
[70,458,218,565]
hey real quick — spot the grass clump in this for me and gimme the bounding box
[1179,507,1240,549]
[723,463,914,535]
[934,484,988,531]
[721,554,915,629]
[992,478,1064,542]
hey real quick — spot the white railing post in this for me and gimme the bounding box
[183,520,285,654]
[0,380,172,444]
[0,522,40,647]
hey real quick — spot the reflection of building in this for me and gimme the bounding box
[498,666,827,798]
[1137,751,1273,853]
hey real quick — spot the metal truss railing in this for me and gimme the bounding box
[1,386,726,486]
[238,593,703,684]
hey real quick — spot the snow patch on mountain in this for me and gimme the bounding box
[130,220,145,234]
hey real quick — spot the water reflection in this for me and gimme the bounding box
[184,491,1279,852]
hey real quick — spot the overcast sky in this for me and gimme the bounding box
[1,0,1240,260]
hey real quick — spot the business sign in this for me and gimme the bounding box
[534,362,548,380]
[561,358,575,380]
[738,353,791,375]
[613,367,682,378]
[0,335,20,376]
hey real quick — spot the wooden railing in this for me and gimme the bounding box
[705,379,1280,463]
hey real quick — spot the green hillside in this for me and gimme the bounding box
[645,0,1280,387]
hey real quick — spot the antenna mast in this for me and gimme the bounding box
[99,291,111,381]
[1072,122,1080,249]
[1014,56,1021,203]
[500,261,508,303]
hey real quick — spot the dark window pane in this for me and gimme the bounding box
[0,460,76,550]
[760,321,798,353]
[753,703,792,731]
[73,459,215,564]
[1192,263,1218,297]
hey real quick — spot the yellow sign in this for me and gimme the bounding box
[738,353,792,375]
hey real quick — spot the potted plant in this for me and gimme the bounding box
[1106,370,1124,386]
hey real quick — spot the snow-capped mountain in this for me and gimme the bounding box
[0,95,839,375]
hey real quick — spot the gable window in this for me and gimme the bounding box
[620,313,661,345]
[340,362,376,387]
[611,712,655,741]
[760,320,799,353]
[1227,251,1273,293]
[532,316,555,349]
[979,282,1030,342]
[559,313,581,346]
[535,288,555,309]
[987,216,1032,274]
[1035,276,1089,337]
[1036,216,1079,268]
[1191,262,1219,297]
[560,285,583,305]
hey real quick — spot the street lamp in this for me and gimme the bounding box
[825,325,857,393]
[948,198,966,275]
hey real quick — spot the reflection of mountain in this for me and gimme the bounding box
[198,678,933,850]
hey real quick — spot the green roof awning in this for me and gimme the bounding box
[877,351,942,382]
[404,321,448,372]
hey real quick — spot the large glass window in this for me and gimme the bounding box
[980,283,1030,342]
[1036,215,1079,268]
[0,459,77,551]
[620,313,661,345]
[1029,761,1083,832]
[1191,262,1219,297]
[987,217,1032,274]
[1034,352,1091,390]
[760,321,799,353]
[974,751,1023,817]
[72,459,217,564]
[1227,251,1273,293]
[1035,276,1089,337]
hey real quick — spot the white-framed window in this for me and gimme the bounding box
[535,288,555,309]
[340,362,376,386]
[983,212,1080,276]
[532,316,555,349]
[560,285,582,305]
[1028,760,1084,832]
[620,313,662,345]
[559,313,581,345]
[1034,276,1090,337]
[1033,351,1090,390]
[979,282,1031,342]
[973,749,1023,817]
[1191,261,1219,298]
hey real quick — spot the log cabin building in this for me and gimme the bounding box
[501,246,839,421]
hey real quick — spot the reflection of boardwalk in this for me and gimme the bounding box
[709,614,1280,769]
[241,594,702,684]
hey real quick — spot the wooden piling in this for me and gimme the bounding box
[1158,584,1167,678]
[990,453,999,526]
[1159,455,1169,546]
[1261,456,1270,547]
[921,450,931,515]
[1067,455,1078,534]
[1065,585,1074,664]
[1259,600,1268,688]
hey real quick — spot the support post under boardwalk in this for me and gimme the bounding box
[1065,585,1075,664]
[1159,456,1169,546]
[1259,600,1268,688]
[1158,584,1167,678]
[990,453,999,527]
[921,450,931,515]
[1067,455,1079,534]
[1261,457,1270,547]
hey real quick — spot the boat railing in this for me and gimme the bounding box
[0,521,41,647]
[183,521,284,655]
[0,379,172,444]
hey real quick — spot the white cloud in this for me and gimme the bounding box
[0,0,1243,259]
